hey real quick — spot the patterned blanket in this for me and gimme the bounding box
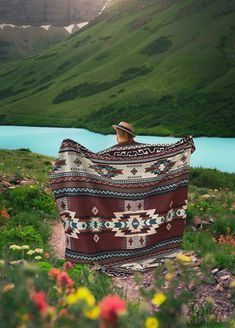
[50,136,195,275]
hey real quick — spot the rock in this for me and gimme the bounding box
[20,180,30,186]
[214,284,224,292]
[187,282,196,291]
[200,194,211,199]
[9,176,21,185]
[1,181,11,188]
[193,216,202,227]
[0,0,106,26]
[191,225,197,231]
[220,275,231,281]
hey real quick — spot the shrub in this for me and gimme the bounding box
[6,186,57,218]
[141,36,172,55]
[189,168,235,190]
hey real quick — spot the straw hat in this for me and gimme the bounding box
[112,121,135,137]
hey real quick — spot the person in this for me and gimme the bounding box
[112,121,140,147]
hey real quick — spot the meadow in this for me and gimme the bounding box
[0,149,234,327]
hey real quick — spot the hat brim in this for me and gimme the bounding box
[112,124,135,137]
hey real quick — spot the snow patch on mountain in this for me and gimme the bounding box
[0,22,89,34]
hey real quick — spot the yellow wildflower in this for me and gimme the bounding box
[67,287,95,306]
[165,272,175,281]
[19,314,30,321]
[175,254,191,263]
[9,244,21,251]
[84,306,100,320]
[229,280,235,288]
[35,256,42,260]
[27,250,35,255]
[145,316,159,328]
[152,292,167,306]
[34,248,44,254]
[21,245,30,250]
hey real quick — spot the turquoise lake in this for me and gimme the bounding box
[0,126,234,173]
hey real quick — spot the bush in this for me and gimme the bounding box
[6,186,57,218]
[140,36,172,55]
[189,168,235,190]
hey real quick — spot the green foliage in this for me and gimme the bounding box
[190,168,235,190]
[0,226,43,252]
[53,66,152,103]
[6,186,57,218]
[182,231,235,271]
[140,36,172,55]
[0,149,54,185]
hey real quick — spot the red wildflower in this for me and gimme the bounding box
[59,308,68,317]
[0,206,10,219]
[57,271,73,289]
[64,261,73,270]
[48,268,61,279]
[99,295,126,323]
[31,291,48,315]
[44,252,50,258]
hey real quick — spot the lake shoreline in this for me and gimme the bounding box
[0,125,235,173]
[1,123,235,138]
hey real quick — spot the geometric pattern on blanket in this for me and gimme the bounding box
[50,135,195,274]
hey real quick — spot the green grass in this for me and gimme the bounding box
[0,149,54,185]
[0,0,234,136]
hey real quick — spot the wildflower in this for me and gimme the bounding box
[0,206,10,219]
[9,244,21,251]
[64,261,73,270]
[2,283,15,292]
[57,271,73,289]
[44,252,50,258]
[48,268,61,278]
[34,248,44,254]
[99,295,126,322]
[59,308,68,316]
[31,291,48,315]
[84,306,100,320]
[35,256,42,260]
[175,254,191,263]
[21,245,30,250]
[145,316,159,328]
[206,296,215,305]
[229,280,235,288]
[27,250,35,255]
[165,272,175,281]
[152,292,167,306]
[67,287,95,306]
[20,313,30,321]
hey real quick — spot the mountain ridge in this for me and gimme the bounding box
[0,0,106,26]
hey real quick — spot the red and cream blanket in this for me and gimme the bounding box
[50,136,195,275]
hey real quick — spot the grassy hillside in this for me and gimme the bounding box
[0,0,234,136]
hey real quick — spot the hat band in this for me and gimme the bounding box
[117,125,134,135]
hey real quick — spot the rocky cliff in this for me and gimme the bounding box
[0,0,107,26]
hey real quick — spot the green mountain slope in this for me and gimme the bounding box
[0,0,234,136]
